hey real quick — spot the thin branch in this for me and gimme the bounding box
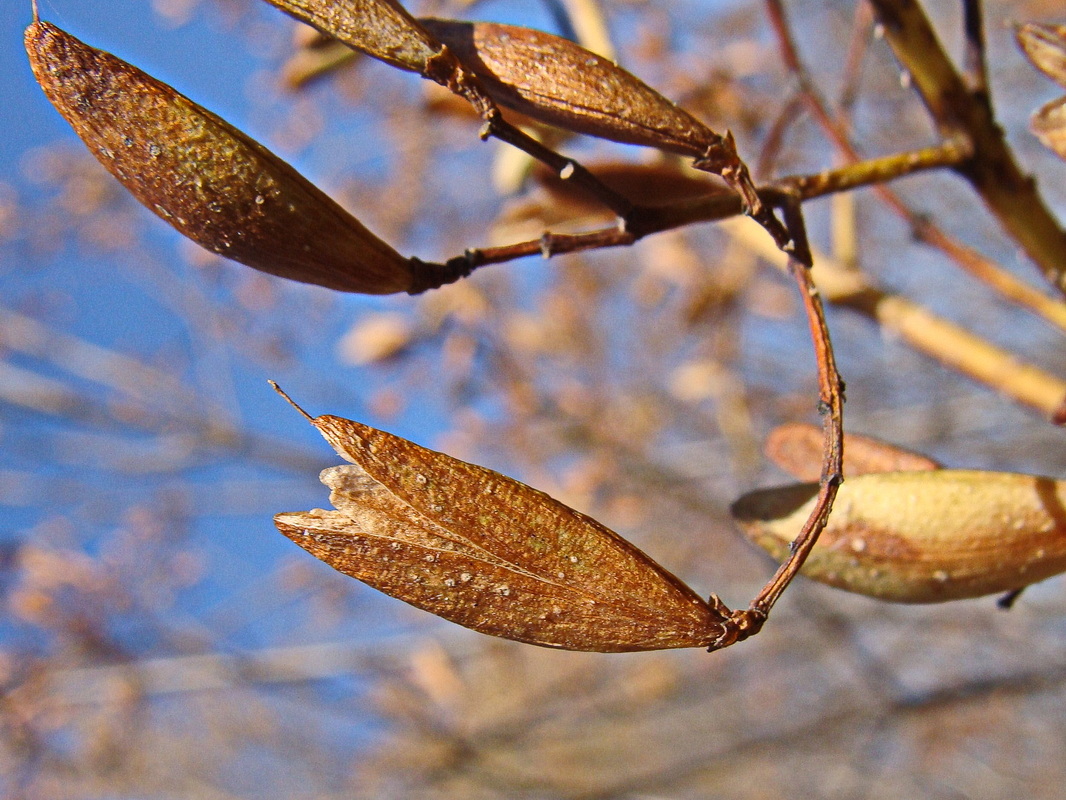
[699,200,845,645]
[483,114,636,220]
[742,201,845,621]
[774,139,971,198]
[838,0,876,117]
[440,141,971,280]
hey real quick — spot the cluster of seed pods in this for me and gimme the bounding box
[25,2,1066,653]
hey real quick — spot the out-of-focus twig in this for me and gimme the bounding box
[725,218,1066,421]
[838,0,876,117]
[559,0,615,60]
[0,309,329,473]
[763,0,1066,332]
[864,0,1066,294]
[0,306,231,424]
[961,0,990,96]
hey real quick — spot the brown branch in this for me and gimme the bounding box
[739,201,845,624]
[700,200,845,646]
[482,113,637,220]
[437,141,971,282]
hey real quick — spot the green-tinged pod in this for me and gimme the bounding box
[418,18,734,163]
[1016,22,1066,90]
[260,0,445,75]
[272,386,730,652]
[732,471,1066,603]
[765,422,941,482]
[26,20,437,295]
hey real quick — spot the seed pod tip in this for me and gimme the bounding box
[269,381,316,423]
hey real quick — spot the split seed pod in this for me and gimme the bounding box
[272,385,730,652]
[417,18,740,170]
[732,471,1066,603]
[26,20,450,295]
[765,422,941,482]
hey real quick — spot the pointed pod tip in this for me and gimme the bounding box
[274,513,301,534]
[269,381,317,424]
[24,14,47,47]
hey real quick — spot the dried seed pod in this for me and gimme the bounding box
[26,19,451,295]
[534,160,726,208]
[732,471,1066,603]
[272,386,730,652]
[418,18,737,167]
[1031,96,1066,162]
[1016,22,1066,90]
[765,422,941,482]
[261,0,445,75]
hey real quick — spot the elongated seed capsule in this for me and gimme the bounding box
[272,385,732,652]
[26,19,455,295]
[732,471,1066,603]
[418,18,734,163]
[418,17,777,234]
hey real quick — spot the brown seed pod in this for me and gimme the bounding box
[272,385,730,652]
[26,19,447,295]
[732,471,1066,603]
[418,18,736,165]
[261,0,445,76]
[1016,22,1066,90]
[1031,96,1066,162]
[765,422,941,482]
